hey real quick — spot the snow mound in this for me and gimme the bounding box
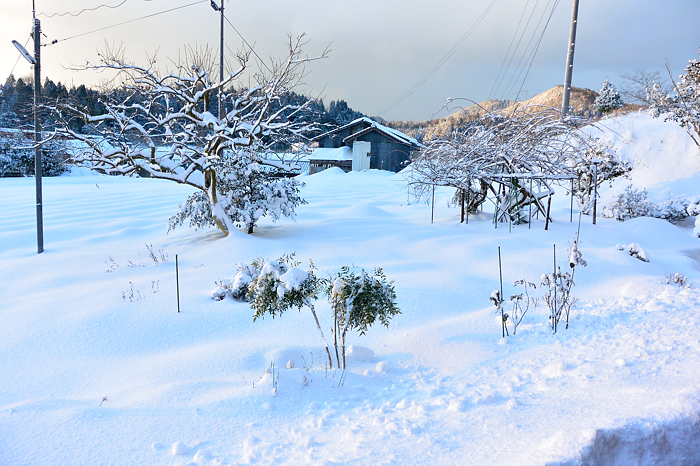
[337,202,394,219]
[171,441,188,456]
[308,166,346,178]
[346,345,374,362]
[592,112,700,206]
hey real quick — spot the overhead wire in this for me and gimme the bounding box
[9,35,32,77]
[511,0,561,102]
[488,0,538,100]
[38,0,128,18]
[376,0,498,117]
[499,0,556,101]
[223,16,272,73]
[503,0,561,102]
[50,0,208,44]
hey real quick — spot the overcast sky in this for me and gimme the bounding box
[2,0,699,121]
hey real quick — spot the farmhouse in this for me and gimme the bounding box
[309,117,422,174]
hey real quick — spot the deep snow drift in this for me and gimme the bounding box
[1,112,700,465]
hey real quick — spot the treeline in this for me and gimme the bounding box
[0,74,365,134]
[0,75,103,131]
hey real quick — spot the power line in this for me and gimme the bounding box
[223,16,272,73]
[9,35,32,77]
[50,0,208,44]
[38,0,128,18]
[376,0,498,117]
[488,0,538,100]
[511,0,561,102]
[503,0,560,101]
[500,0,556,100]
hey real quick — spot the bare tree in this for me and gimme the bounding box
[406,108,594,221]
[619,68,668,105]
[50,36,327,235]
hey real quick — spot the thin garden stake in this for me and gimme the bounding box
[498,246,504,338]
[570,178,574,222]
[528,177,533,229]
[544,195,552,231]
[176,254,181,313]
[593,162,598,225]
[466,186,470,224]
[508,180,512,233]
[494,197,498,229]
[576,211,582,241]
[431,185,435,224]
[553,244,557,333]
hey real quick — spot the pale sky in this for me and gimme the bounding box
[2,0,699,121]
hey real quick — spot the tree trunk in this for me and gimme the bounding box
[204,168,230,236]
[306,302,333,369]
[333,308,340,368]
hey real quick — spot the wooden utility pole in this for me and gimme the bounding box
[561,0,580,117]
[33,12,44,253]
[219,0,224,118]
[211,0,225,118]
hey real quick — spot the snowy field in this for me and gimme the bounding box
[2,112,700,465]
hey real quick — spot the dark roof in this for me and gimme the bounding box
[343,125,418,147]
[313,117,421,147]
[311,117,373,142]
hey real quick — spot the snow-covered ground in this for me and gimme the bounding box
[1,112,700,465]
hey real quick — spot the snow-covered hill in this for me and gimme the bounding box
[592,111,700,207]
[1,112,699,465]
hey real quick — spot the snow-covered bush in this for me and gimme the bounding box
[211,262,262,301]
[544,239,586,333]
[219,255,401,370]
[330,266,400,369]
[604,186,691,223]
[169,151,306,234]
[652,199,689,223]
[506,280,536,336]
[617,243,650,262]
[489,289,507,336]
[648,49,700,147]
[687,198,700,217]
[603,185,653,221]
[665,272,690,289]
[542,269,577,333]
[571,143,631,214]
[594,79,623,114]
[694,217,700,238]
[247,254,334,367]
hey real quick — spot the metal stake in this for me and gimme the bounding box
[592,162,598,225]
[176,254,181,313]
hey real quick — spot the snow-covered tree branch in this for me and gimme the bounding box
[649,51,700,147]
[405,108,595,221]
[49,36,327,235]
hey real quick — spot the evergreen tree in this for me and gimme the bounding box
[328,100,364,125]
[594,79,623,114]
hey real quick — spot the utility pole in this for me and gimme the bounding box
[12,8,43,254]
[211,0,224,118]
[561,0,580,117]
[33,13,43,254]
